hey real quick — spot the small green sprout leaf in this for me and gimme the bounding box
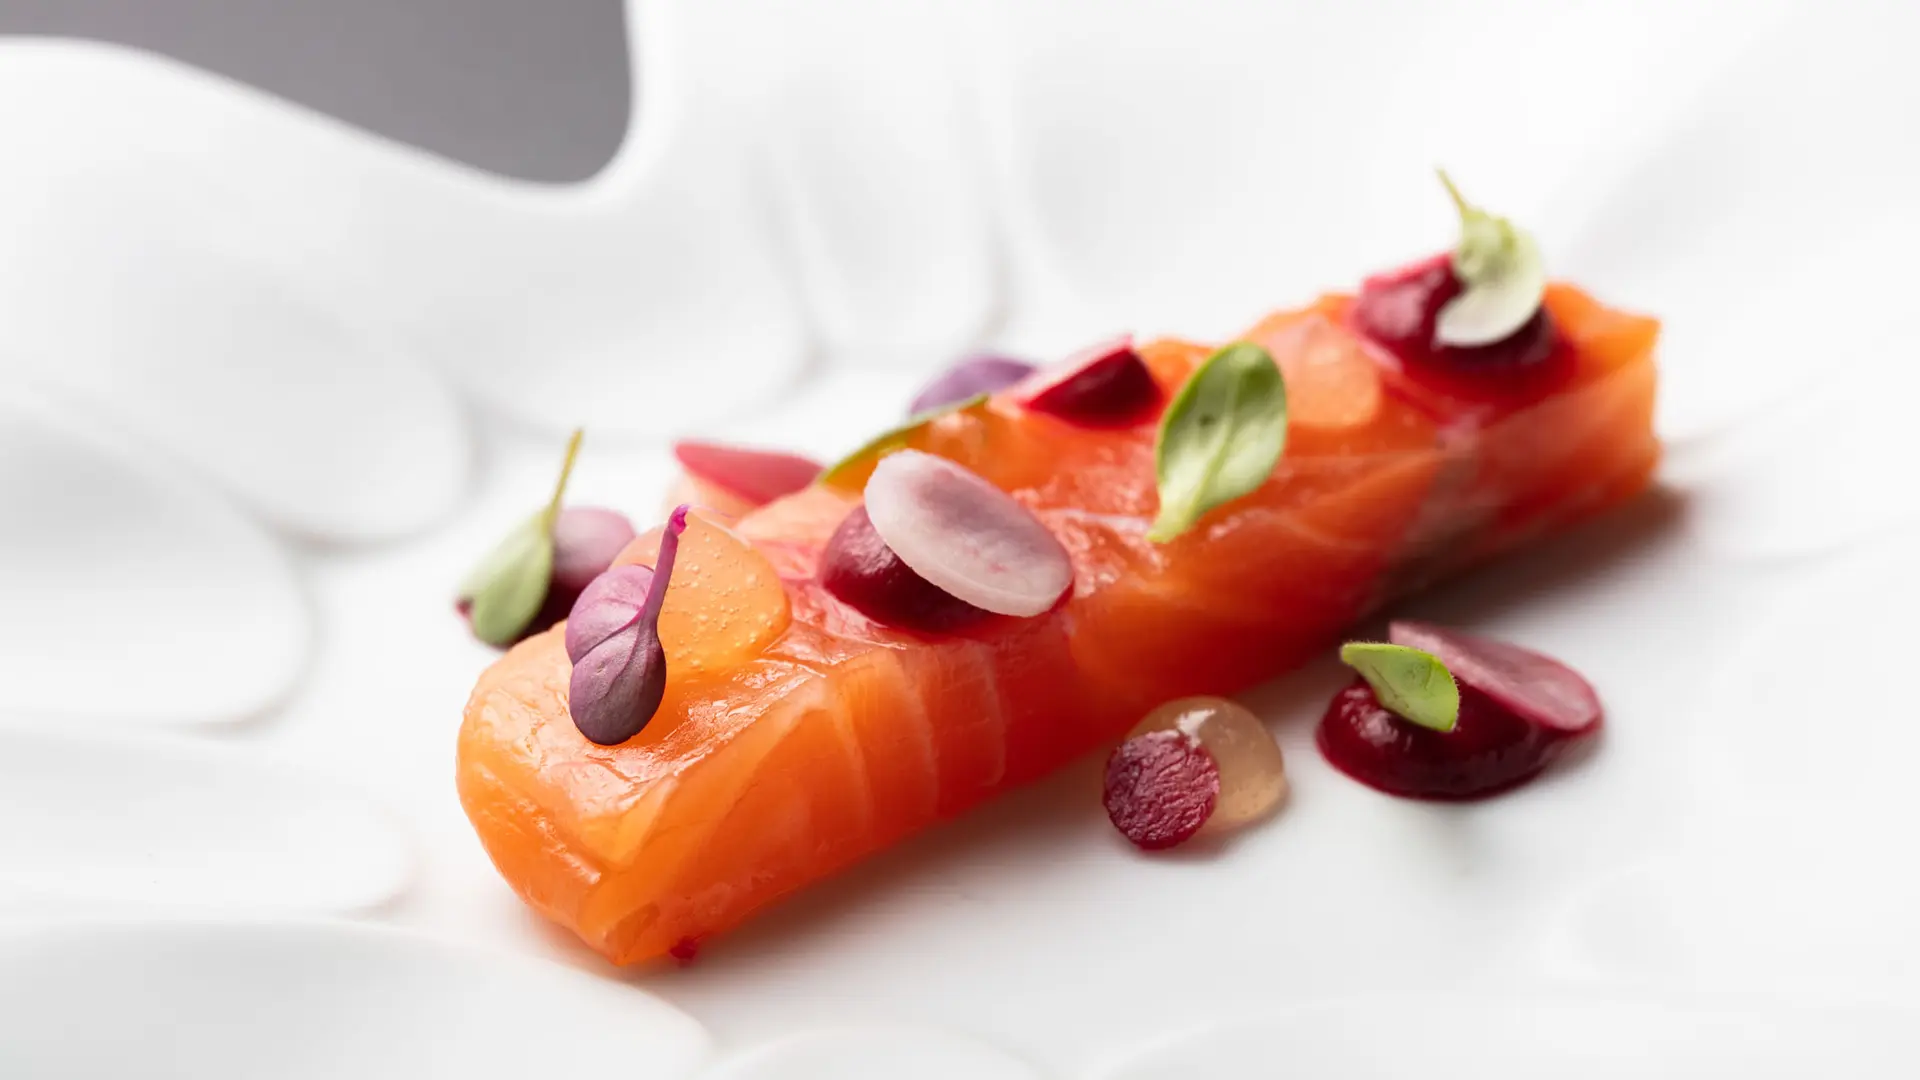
[459,429,582,646]
[1433,169,1547,348]
[1340,641,1460,733]
[1147,342,1287,542]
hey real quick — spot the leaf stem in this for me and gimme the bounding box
[645,505,692,626]
[544,428,585,528]
[1436,167,1472,221]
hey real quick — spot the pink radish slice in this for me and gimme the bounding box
[862,449,1072,618]
[908,355,1036,414]
[672,440,822,507]
[1015,335,1160,424]
[1389,621,1601,733]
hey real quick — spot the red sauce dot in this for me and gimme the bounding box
[668,936,701,967]
[1103,730,1221,850]
[1349,252,1570,416]
[1315,677,1575,800]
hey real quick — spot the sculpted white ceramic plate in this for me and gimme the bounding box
[0,921,711,1079]
[1,0,1917,1075]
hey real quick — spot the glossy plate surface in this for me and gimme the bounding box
[0,922,711,1079]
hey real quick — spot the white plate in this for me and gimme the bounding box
[0,921,712,1080]
[0,391,308,726]
[0,728,409,917]
[1095,996,1920,1078]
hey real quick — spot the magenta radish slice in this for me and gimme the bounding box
[862,450,1072,618]
[908,355,1036,415]
[672,440,822,506]
[1389,621,1601,733]
[1015,335,1159,424]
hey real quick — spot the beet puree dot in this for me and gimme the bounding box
[1315,677,1579,800]
[1349,252,1563,397]
[1104,730,1221,850]
[1351,253,1462,357]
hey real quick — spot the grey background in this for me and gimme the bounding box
[0,0,632,182]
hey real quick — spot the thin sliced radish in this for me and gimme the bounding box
[672,440,822,507]
[1389,620,1601,733]
[862,449,1072,618]
[1015,335,1160,425]
[908,355,1036,414]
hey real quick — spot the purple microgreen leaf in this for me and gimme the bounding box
[566,506,690,745]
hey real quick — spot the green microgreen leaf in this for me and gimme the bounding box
[1340,641,1460,733]
[1433,168,1547,348]
[819,392,989,489]
[461,513,556,646]
[1146,342,1287,542]
[459,429,582,646]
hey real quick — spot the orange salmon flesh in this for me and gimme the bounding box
[458,286,1660,965]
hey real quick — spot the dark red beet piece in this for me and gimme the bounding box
[1315,677,1581,800]
[1351,253,1462,357]
[1017,336,1161,427]
[819,505,988,632]
[1104,730,1221,850]
[1350,252,1565,409]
